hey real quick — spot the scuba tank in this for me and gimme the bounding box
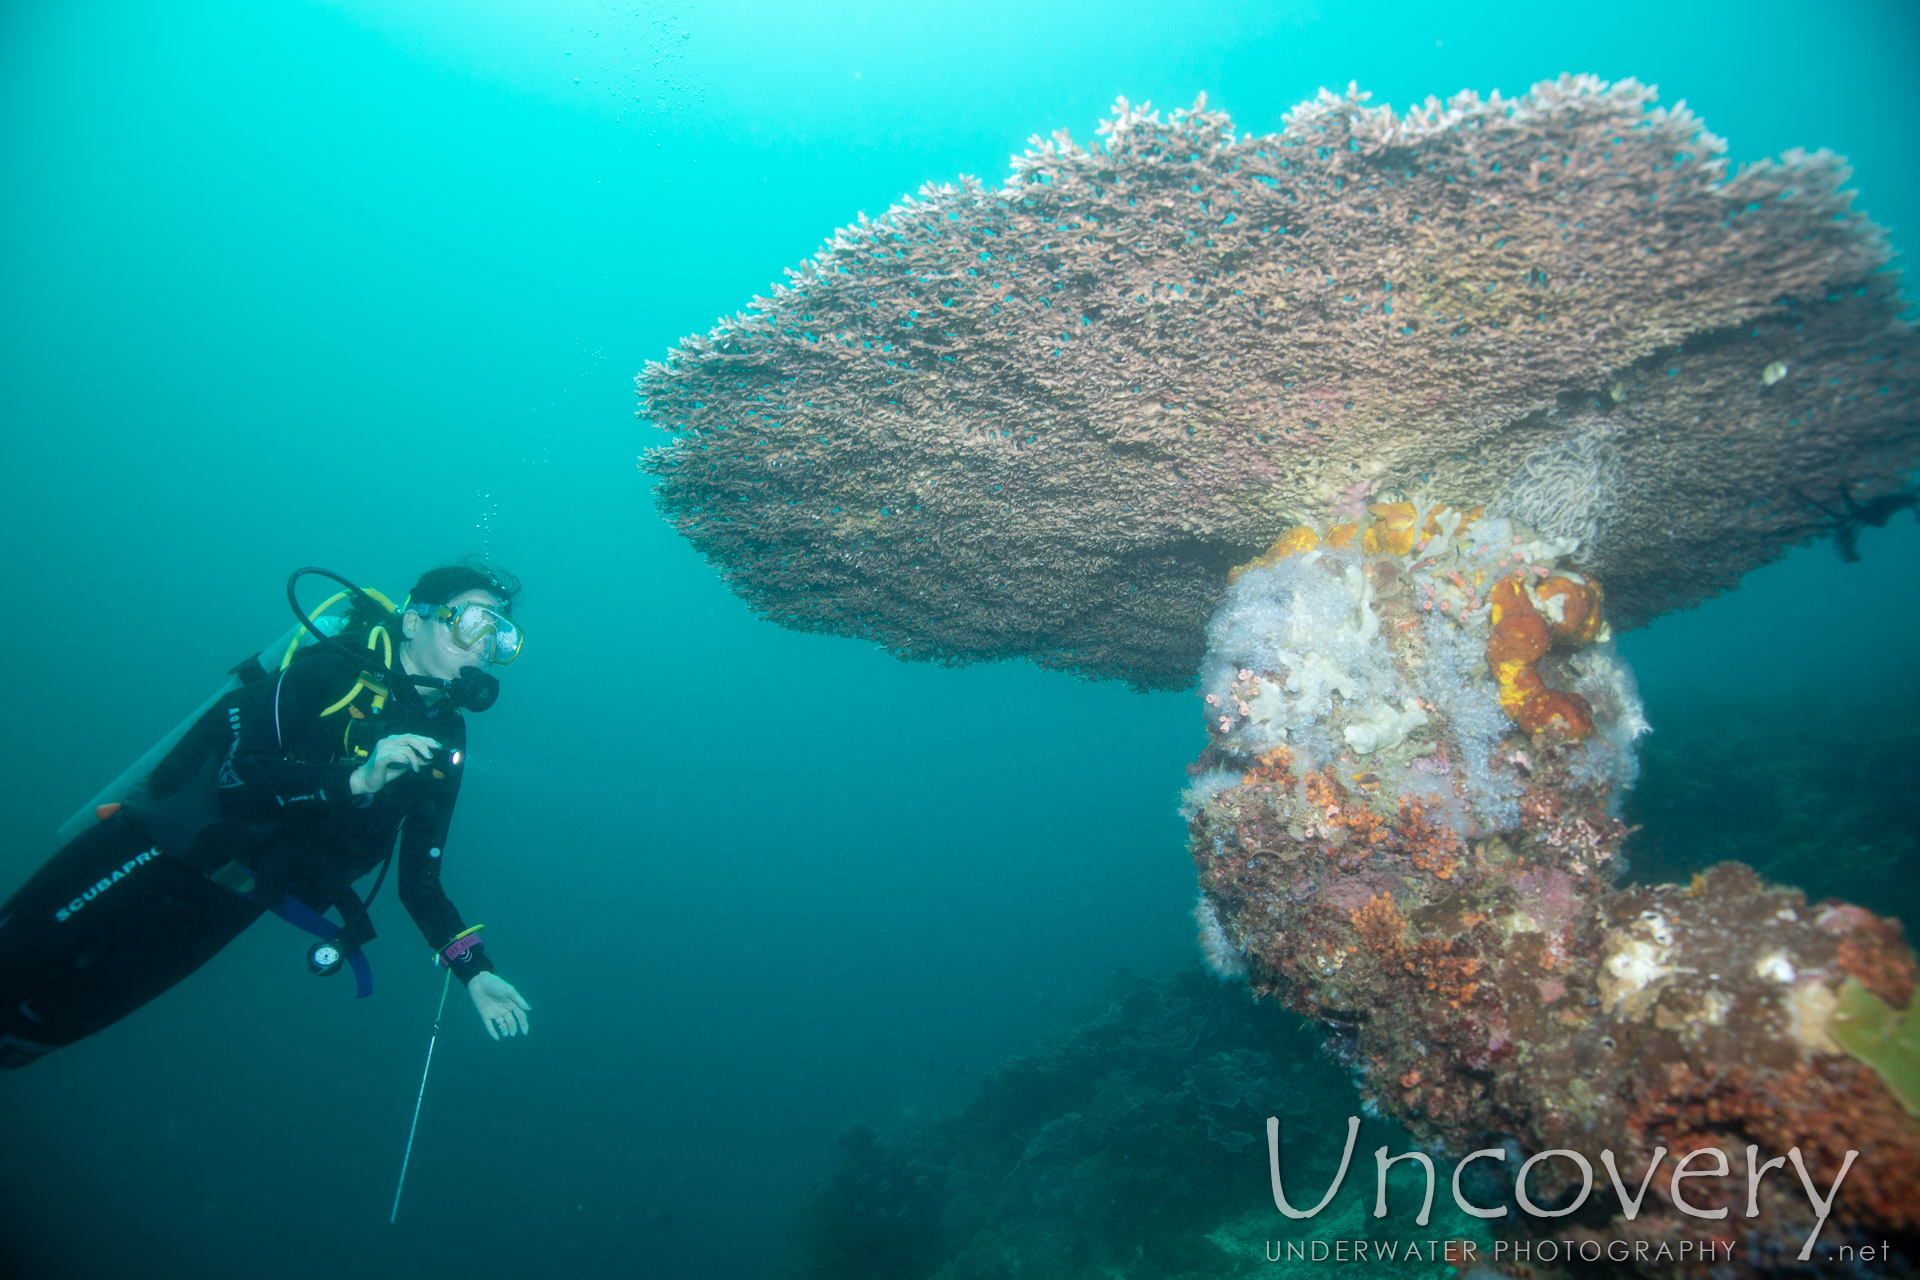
[53,622,306,850]
[54,571,403,848]
[53,565,500,849]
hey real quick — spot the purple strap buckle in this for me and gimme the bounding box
[440,932,484,965]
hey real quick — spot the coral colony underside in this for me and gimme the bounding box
[640,77,1920,689]
[1184,502,1920,1271]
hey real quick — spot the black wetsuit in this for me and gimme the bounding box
[0,649,496,1068]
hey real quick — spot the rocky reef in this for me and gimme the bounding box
[780,968,1493,1280]
[1184,501,1920,1271]
[640,77,1919,688]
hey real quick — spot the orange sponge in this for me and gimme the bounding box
[1487,574,1594,741]
[1536,575,1605,645]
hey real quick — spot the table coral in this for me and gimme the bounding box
[640,77,1919,689]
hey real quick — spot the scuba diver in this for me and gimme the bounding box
[0,564,532,1068]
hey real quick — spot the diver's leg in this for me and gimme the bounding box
[0,813,262,1067]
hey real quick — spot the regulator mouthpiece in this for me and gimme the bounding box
[447,668,499,713]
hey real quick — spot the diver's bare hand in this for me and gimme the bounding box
[469,972,531,1040]
[349,734,442,796]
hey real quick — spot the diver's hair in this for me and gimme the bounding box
[409,559,523,613]
[408,560,522,614]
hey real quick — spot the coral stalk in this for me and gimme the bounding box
[1185,503,1920,1262]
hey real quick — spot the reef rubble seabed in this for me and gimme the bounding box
[1185,502,1920,1274]
[780,968,1496,1280]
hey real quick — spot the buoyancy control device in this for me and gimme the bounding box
[51,569,464,996]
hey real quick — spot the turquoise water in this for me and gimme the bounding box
[1,2,1915,1276]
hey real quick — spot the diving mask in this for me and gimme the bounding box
[413,601,524,664]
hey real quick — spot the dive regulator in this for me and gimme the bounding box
[287,567,500,713]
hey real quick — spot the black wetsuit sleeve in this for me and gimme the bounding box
[225,656,368,815]
[396,770,497,986]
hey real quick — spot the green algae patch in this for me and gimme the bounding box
[1829,977,1920,1115]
